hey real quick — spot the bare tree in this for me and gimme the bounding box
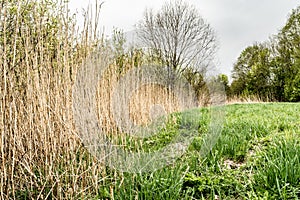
[136,0,217,75]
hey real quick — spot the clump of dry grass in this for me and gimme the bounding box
[0,0,197,198]
[0,0,107,198]
[226,95,266,105]
[96,63,182,131]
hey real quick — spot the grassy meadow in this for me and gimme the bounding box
[4,101,300,199]
[1,1,300,199]
[92,103,300,200]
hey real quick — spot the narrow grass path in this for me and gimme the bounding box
[90,103,300,199]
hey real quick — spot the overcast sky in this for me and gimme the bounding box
[69,0,299,78]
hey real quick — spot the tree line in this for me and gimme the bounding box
[113,1,300,103]
[230,6,300,102]
[3,0,298,105]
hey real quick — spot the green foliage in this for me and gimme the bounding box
[231,6,300,102]
[253,136,300,199]
[216,74,231,97]
[184,169,246,199]
[97,103,300,199]
[97,165,192,200]
[181,103,300,199]
[274,7,300,101]
[182,67,208,102]
[110,28,145,76]
[112,27,126,71]
[231,43,273,100]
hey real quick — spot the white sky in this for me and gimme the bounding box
[69,0,300,78]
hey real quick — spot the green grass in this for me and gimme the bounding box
[97,103,300,199]
[14,103,298,199]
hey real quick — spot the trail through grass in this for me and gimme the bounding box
[9,103,300,199]
[93,103,300,199]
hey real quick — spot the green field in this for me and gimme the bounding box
[3,1,300,199]
[9,102,300,199]
[92,103,300,200]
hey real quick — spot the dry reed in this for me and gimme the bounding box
[0,0,196,198]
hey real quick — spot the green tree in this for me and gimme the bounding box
[217,74,231,97]
[183,67,206,100]
[231,43,273,100]
[231,5,300,102]
[273,6,300,101]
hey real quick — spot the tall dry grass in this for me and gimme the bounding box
[0,0,196,198]
[0,0,107,198]
[226,95,267,105]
